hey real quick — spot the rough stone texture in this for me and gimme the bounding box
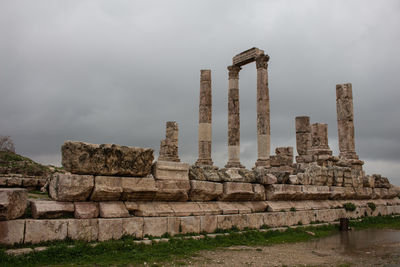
[0,177,6,186]
[301,185,330,200]
[121,177,156,201]
[189,180,223,201]
[255,169,277,185]
[233,47,265,66]
[31,200,74,219]
[74,202,99,219]
[154,180,190,201]
[62,141,154,177]
[126,202,174,217]
[167,217,181,235]
[197,202,222,215]
[0,220,25,245]
[122,217,144,239]
[265,184,303,201]
[373,174,391,188]
[143,217,168,237]
[0,188,27,220]
[200,215,218,233]
[158,121,180,162]
[6,177,22,187]
[22,178,38,188]
[309,123,331,155]
[189,166,221,182]
[169,202,203,216]
[180,216,201,234]
[98,218,123,241]
[99,202,129,218]
[153,161,189,180]
[67,219,98,241]
[90,176,122,201]
[49,173,94,201]
[295,116,311,157]
[252,184,266,201]
[219,182,254,201]
[25,219,68,244]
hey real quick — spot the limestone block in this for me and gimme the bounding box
[22,178,38,188]
[62,141,154,177]
[189,180,223,201]
[169,202,203,216]
[166,217,181,235]
[122,217,144,239]
[49,173,94,202]
[217,202,240,214]
[297,173,310,185]
[265,184,303,201]
[197,202,222,215]
[252,184,266,201]
[387,188,399,199]
[31,200,74,219]
[90,176,122,201]
[25,219,68,244]
[295,116,311,133]
[301,185,330,200]
[217,215,236,230]
[99,202,129,218]
[288,175,299,185]
[0,188,27,220]
[199,215,217,233]
[143,217,168,237]
[219,182,254,201]
[154,180,190,201]
[373,174,391,189]
[255,172,277,185]
[363,175,375,188]
[74,202,99,219]
[245,213,264,229]
[241,201,268,213]
[235,202,252,214]
[121,177,157,201]
[98,218,123,241]
[220,168,256,183]
[0,177,6,186]
[354,187,373,200]
[125,202,174,217]
[263,212,287,228]
[6,177,21,187]
[67,219,98,241]
[180,216,200,234]
[0,220,25,245]
[329,186,346,200]
[267,201,294,212]
[153,161,189,180]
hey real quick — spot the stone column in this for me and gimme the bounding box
[196,70,213,166]
[336,83,358,159]
[159,121,180,162]
[295,116,312,162]
[255,54,271,168]
[225,65,244,168]
[309,123,332,155]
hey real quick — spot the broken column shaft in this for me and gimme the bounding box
[309,123,332,155]
[196,70,213,166]
[295,116,312,162]
[159,121,180,162]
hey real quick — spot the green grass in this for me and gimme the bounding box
[1,215,400,267]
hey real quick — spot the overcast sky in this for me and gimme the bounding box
[1,0,399,185]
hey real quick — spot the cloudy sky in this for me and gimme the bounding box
[1,0,399,185]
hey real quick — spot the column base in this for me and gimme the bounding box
[225,161,245,169]
[339,152,359,160]
[254,159,270,168]
[195,159,214,166]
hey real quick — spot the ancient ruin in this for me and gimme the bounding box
[1,47,399,246]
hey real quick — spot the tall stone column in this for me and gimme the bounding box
[295,116,312,162]
[159,121,180,162]
[225,65,244,168]
[255,54,271,168]
[309,123,332,155]
[196,70,213,166]
[336,83,358,159]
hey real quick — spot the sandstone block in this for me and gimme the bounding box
[265,184,302,201]
[219,182,254,201]
[49,173,94,202]
[25,219,68,244]
[154,180,190,201]
[0,188,27,220]
[189,180,223,201]
[125,202,174,217]
[98,218,123,241]
[252,184,266,201]
[0,220,25,245]
[153,161,189,180]
[121,177,156,201]
[74,202,99,219]
[67,219,98,241]
[180,216,200,234]
[99,202,129,218]
[122,217,144,239]
[90,176,122,201]
[200,215,217,233]
[62,141,154,177]
[143,217,168,237]
[31,200,74,219]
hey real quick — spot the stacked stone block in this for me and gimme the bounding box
[295,116,312,163]
[159,121,180,162]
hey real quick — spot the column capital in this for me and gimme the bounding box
[227,65,241,79]
[256,54,269,69]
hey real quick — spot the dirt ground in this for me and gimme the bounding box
[172,234,400,267]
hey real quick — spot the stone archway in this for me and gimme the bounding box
[225,47,271,169]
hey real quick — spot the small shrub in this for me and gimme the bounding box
[280,209,286,212]
[343,202,356,212]
[297,221,303,225]
[260,224,269,229]
[367,202,376,211]
[290,207,296,212]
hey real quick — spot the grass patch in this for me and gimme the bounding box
[350,215,400,230]
[343,202,356,212]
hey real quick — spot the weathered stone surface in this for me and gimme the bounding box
[98,218,123,241]
[189,180,223,201]
[167,217,181,235]
[200,215,217,233]
[159,121,180,162]
[252,184,266,201]
[143,217,168,237]
[99,202,129,218]
[197,202,222,215]
[288,175,299,185]
[62,141,154,177]
[6,177,21,187]
[0,220,25,245]
[49,173,94,201]
[241,201,268,213]
[169,202,203,216]
[373,174,391,189]
[180,216,201,234]
[189,166,221,182]
[74,202,99,219]
[25,219,68,244]
[233,47,264,66]
[0,188,27,220]
[309,123,331,154]
[220,168,256,183]
[153,161,189,180]
[354,187,373,200]
[22,178,38,188]
[68,219,98,241]
[363,175,375,188]
[125,202,174,217]
[121,177,156,201]
[0,177,6,186]
[265,184,303,201]
[31,200,74,219]
[122,217,144,239]
[90,176,122,201]
[219,182,254,201]
[301,185,330,200]
[154,180,190,201]
[255,169,277,185]
[217,214,248,230]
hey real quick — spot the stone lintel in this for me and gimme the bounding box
[232,47,265,66]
